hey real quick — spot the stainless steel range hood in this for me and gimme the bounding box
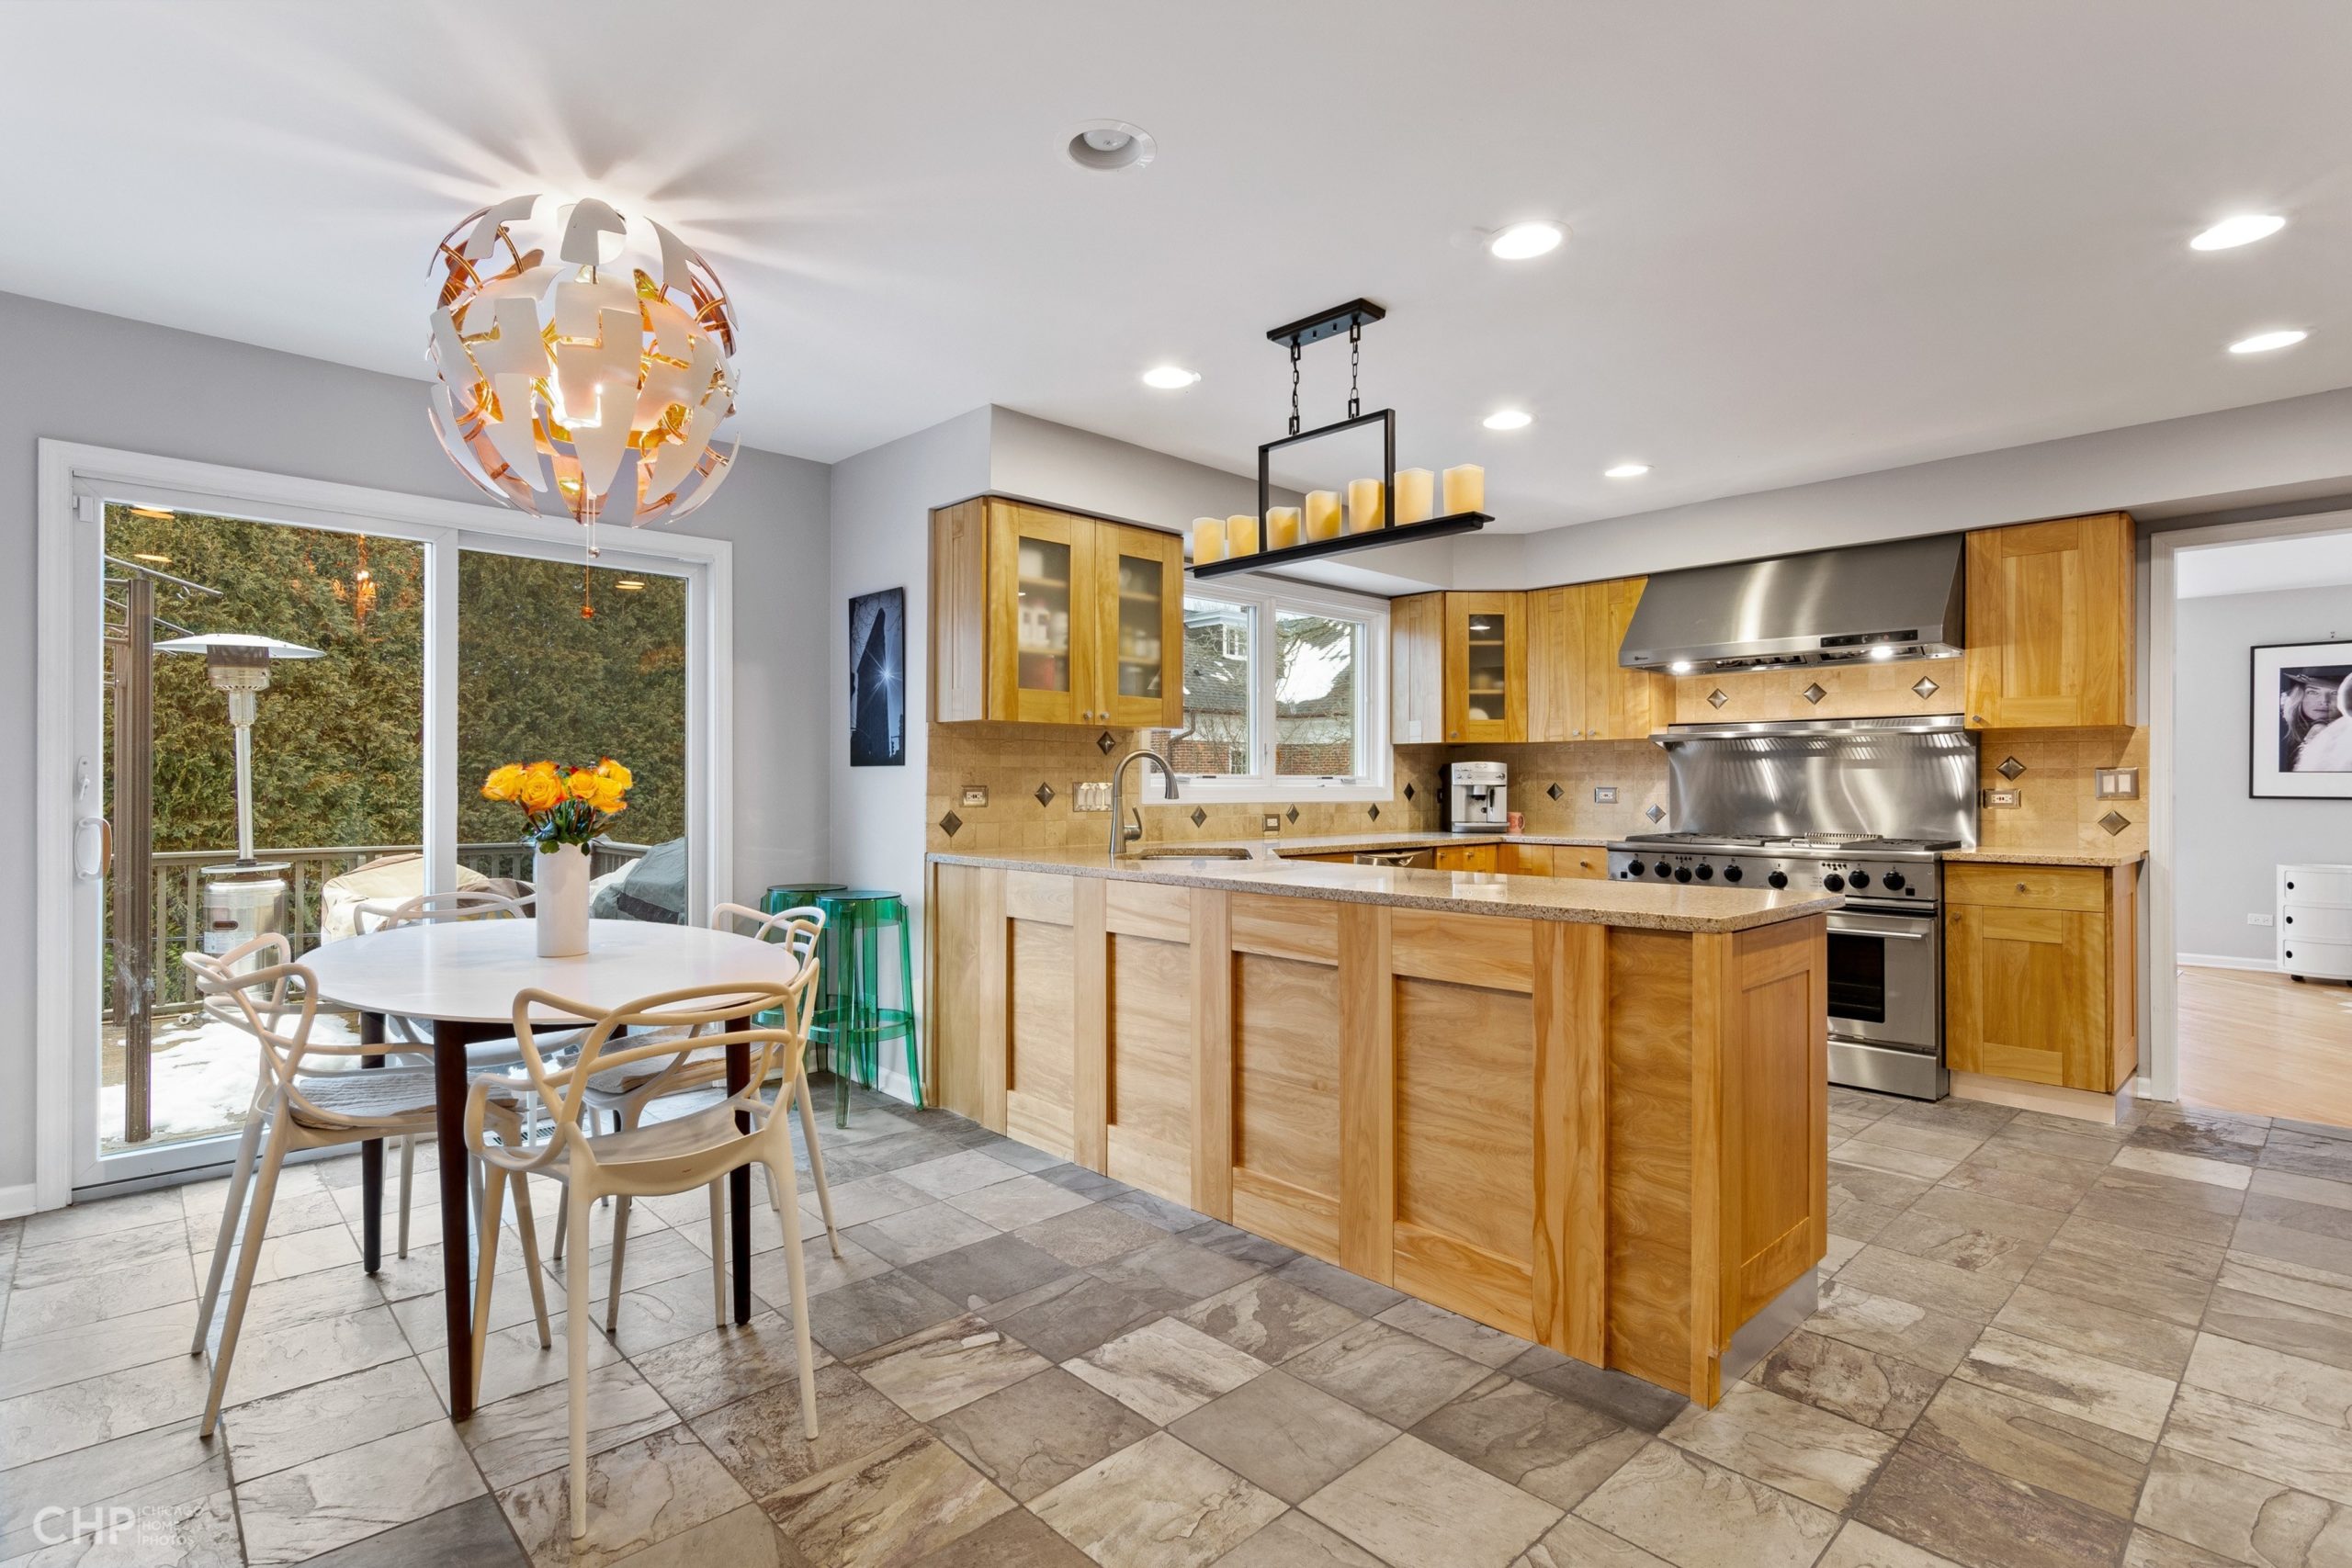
[1619,534,1964,673]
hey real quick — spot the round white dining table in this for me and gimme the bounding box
[304,917,803,1417]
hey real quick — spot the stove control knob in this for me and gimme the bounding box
[1881,870,1905,891]
[1674,866,1693,884]
[1723,864,1744,883]
[1655,863,1673,879]
[1768,870,1789,888]
[1823,873,1846,893]
[1695,863,1714,881]
[1848,869,1871,889]
[1624,860,1645,879]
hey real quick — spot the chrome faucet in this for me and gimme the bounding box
[1110,748,1179,856]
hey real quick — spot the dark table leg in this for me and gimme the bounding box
[360,1012,385,1276]
[433,1020,482,1417]
[727,1032,752,1325]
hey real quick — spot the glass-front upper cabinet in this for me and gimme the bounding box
[988,503,1084,724]
[1095,522,1184,729]
[1445,591,1527,742]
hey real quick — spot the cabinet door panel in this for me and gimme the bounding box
[989,503,1088,724]
[1391,593,1447,746]
[1446,592,1527,743]
[1946,903,2106,1089]
[1096,523,1183,728]
[1527,587,1580,742]
[1963,513,2132,728]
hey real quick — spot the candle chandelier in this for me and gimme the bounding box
[425,195,741,533]
[1189,299,1490,580]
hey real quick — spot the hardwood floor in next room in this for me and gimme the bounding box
[2177,964,2352,1129]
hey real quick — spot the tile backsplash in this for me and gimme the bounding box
[928,720,2143,859]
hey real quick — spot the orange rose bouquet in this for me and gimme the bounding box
[481,757,632,851]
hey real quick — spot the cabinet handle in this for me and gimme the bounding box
[2016,882,2028,894]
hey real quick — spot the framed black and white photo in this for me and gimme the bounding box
[848,586,906,767]
[2252,640,2352,799]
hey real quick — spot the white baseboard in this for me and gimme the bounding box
[0,1183,39,1221]
[2178,953,2279,974]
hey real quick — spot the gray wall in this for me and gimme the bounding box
[2176,583,2352,964]
[2,289,831,1195]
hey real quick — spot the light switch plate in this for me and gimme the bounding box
[2094,768,2140,800]
[1074,783,1112,812]
[959,785,989,808]
[1593,786,1618,804]
[1262,815,1281,833]
[1983,788,2021,809]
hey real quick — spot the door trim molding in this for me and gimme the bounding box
[35,440,734,1209]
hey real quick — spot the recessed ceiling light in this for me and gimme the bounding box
[1066,120,1156,173]
[1141,365,1200,389]
[2191,214,2286,252]
[1603,462,1650,479]
[132,552,172,565]
[128,506,174,520]
[1482,409,1532,431]
[2229,328,2308,355]
[1487,220,1565,260]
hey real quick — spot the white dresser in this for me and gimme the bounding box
[2280,864,2352,982]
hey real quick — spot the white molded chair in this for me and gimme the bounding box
[467,974,821,1540]
[185,935,546,1437]
[548,902,842,1331]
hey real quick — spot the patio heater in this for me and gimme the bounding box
[155,633,322,964]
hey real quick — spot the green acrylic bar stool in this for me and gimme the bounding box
[759,881,846,1041]
[814,888,922,1126]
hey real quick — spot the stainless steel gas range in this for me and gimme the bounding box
[1605,716,1979,1100]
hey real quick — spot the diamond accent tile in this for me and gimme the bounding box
[1996,757,2026,781]
[939,811,963,839]
[1285,806,1300,823]
[2099,810,2132,836]
[1547,783,1564,802]
[1802,682,1827,705]
[1035,782,1057,807]
[1645,804,1666,823]
[1367,804,1381,821]
[1912,676,1940,700]
[1402,782,1416,802]
[1096,730,1118,754]
[1707,688,1730,709]
[1189,807,1207,828]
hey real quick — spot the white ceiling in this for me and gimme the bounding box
[8,1,2352,533]
[2177,523,2352,598]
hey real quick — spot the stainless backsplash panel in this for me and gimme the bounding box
[1660,717,1979,845]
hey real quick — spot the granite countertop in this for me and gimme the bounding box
[1261,830,1615,854]
[1940,848,2148,868]
[927,845,1839,933]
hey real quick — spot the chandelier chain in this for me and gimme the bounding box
[1347,323,1362,419]
[1288,342,1302,437]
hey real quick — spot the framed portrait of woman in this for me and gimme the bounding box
[2253,640,2352,799]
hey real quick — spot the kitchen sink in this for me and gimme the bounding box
[1135,847,1254,861]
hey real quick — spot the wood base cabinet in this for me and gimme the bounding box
[1945,862,2139,1093]
[931,497,1184,728]
[927,860,1829,1404]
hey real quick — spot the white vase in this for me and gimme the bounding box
[535,842,591,957]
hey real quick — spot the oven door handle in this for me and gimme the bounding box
[1850,928,1931,941]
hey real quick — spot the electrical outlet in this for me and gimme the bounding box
[1593,786,1618,804]
[2249,912,2276,927]
[959,785,989,808]
[1982,788,2021,809]
[1262,815,1282,833]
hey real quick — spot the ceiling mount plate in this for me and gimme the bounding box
[1267,298,1386,350]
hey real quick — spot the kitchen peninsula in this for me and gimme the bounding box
[924,846,1837,1405]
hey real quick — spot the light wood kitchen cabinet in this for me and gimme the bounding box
[1391,592,1447,746]
[1434,841,1500,873]
[1530,579,1670,742]
[1503,843,1609,878]
[1962,512,2134,729]
[931,497,1183,727]
[1445,592,1527,743]
[1944,861,2138,1094]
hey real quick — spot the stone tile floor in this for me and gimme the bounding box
[5,1081,2352,1565]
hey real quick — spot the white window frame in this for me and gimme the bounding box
[1175,573,1391,804]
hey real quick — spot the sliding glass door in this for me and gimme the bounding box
[52,455,726,1196]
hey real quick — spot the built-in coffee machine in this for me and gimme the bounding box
[1443,760,1509,834]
